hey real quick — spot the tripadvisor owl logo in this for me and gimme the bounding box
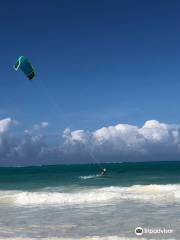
[135,227,144,236]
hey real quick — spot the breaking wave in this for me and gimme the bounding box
[0,184,180,206]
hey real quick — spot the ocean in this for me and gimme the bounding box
[0,161,179,240]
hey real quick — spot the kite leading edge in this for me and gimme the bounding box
[14,56,35,80]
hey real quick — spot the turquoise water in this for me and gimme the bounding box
[0,161,180,190]
[0,161,179,239]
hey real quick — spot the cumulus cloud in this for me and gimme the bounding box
[62,120,180,162]
[0,118,14,133]
[24,121,49,134]
[0,118,180,166]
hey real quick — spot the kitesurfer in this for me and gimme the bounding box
[101,168,107,176]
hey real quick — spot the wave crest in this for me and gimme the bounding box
[0,184,180,206]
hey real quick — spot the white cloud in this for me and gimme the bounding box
[41,122,49,128]
[25,121,49,134]
[62,120,180,162]
[0,118,180,166]
[0,118,13,133]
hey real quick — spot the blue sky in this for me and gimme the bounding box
[0,1,180,165]
[0,0,180,134]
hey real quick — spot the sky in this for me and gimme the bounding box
[0,0,180,165]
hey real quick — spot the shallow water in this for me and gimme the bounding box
[0,162,179,239]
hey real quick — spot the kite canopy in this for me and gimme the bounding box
[14,56,35,80]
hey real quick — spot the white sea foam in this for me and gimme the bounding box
[0,184,180,206]
[79,174,101,179]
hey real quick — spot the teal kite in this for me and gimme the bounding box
[14,56,35,80]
